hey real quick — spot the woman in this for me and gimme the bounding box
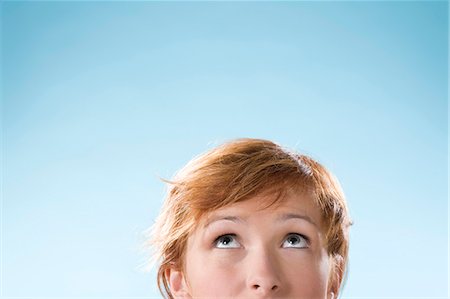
[149,138,352,299]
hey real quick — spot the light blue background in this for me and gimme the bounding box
[1,1,448,298]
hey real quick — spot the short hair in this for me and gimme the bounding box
[149,138,352,299]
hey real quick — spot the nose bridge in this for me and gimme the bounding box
[246,244,282,294]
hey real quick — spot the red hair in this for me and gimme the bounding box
[149,138,352,298]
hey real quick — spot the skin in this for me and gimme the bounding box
[167,189,339,299]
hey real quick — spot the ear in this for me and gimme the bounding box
[165,267,191,299]
[328,255,345,299]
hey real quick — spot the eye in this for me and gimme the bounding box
[214,234,241,249]
[282,233,309,248]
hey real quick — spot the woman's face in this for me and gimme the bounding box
[167,190,338,299]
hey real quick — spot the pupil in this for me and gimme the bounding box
[222,236,231,245]
[289,236,298,244]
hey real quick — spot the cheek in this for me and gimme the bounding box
[185,249,245,297]
[282,250,331,298]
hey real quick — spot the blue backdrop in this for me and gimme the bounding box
[2,1,448,298]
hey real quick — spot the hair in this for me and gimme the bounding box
[148,138,352,299]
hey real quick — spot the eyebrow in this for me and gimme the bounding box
[203,216,246,229]
[276,213,319,228]
[204,213,318,229]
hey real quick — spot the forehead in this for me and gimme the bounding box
[199,188,324,230]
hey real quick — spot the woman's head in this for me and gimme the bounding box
[150,138,352,299]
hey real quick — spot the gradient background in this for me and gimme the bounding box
[1,1,448,298]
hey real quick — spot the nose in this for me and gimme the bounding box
[246,247,282,296]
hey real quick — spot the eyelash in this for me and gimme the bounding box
[285,232,310,247]
[213,233,310,248]
[213,234,239,248]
